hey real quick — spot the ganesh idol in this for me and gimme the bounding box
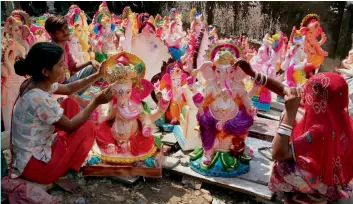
[336,49,353,115]
[187,39,256,177]
[298,14,328,69]
[94,52,171,167]
[151,59,189,131]
[1,39,26,132]
[65,5,91,62]
[4,10,34,52]
[164,8,187,61]
[181,8,209,74]
[248,32,286,111]
[281,27,311,88]
[90,1,118,62]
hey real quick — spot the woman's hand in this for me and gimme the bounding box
[97,60,108,78]
[284,87,301,123]
[90,60,101,71]
[93,86,113,105]
[234,59,255,77]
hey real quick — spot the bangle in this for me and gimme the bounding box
[262,75,268,86]
[277,126,292,136]
[280,123,293,130]
[252,72,259,81]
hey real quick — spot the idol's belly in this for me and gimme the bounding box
[112,119,139,140]
[209,98,239,121]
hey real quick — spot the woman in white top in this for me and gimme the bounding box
[11,42,112,193]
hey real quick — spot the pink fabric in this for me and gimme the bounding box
[1,176,62,204]
[259,86,272,104]
[51,40,77,82]
[286,65,296,87]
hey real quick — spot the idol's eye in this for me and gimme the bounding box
[216,70,221,74]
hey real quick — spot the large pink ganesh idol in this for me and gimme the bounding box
[4,10,34,52]
[188,40,256,177]
[95,52,171,165]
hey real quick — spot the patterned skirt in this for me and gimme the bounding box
[268,160,353,201]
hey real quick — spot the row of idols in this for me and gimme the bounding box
[2,1,332,177]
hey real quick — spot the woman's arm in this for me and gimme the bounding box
[54,86,112,133]
[235,60,290,97]
[55,59,107,95]
[54,100,98,133]
[337,68,353,77]
[54,72,101,95]
[75,60,92,71]
[272,112,294,161]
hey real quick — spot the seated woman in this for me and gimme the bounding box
[10,42,112,193]
[234,60,353,203]
[269,73,353,203]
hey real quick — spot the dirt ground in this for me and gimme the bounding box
[48,171,264,204]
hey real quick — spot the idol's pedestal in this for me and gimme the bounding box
[82,142,163,178]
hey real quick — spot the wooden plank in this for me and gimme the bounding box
[170,164,274,201]
[82,149,163,178]
[249,117,278,142]
[82,163,162,178]
[238,138,273,185]
[270,101,284,112]
[167,137,274,200]
[257,109,281,121]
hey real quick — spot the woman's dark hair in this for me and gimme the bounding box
[14,42,64,81]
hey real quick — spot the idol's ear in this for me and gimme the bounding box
[196,61,215,81]
[4,16,16,34]
[21,25,31,38]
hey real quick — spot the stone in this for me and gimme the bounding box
[162,156,180,170]
[77,178,86,186]
[126,200,134,204]
[180,158,190,167]
[181,176,202,190]
[113,195,125,202]
[171,182,184,189]
[195,191,201,196]
[135,192,148,202]
[162,145,173,155]
[134,184,144,191]
[201,189,210,195]
[203,194,213,203]
[212,198,221,204]
[75,198,86,204]
[91,193,96,198]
